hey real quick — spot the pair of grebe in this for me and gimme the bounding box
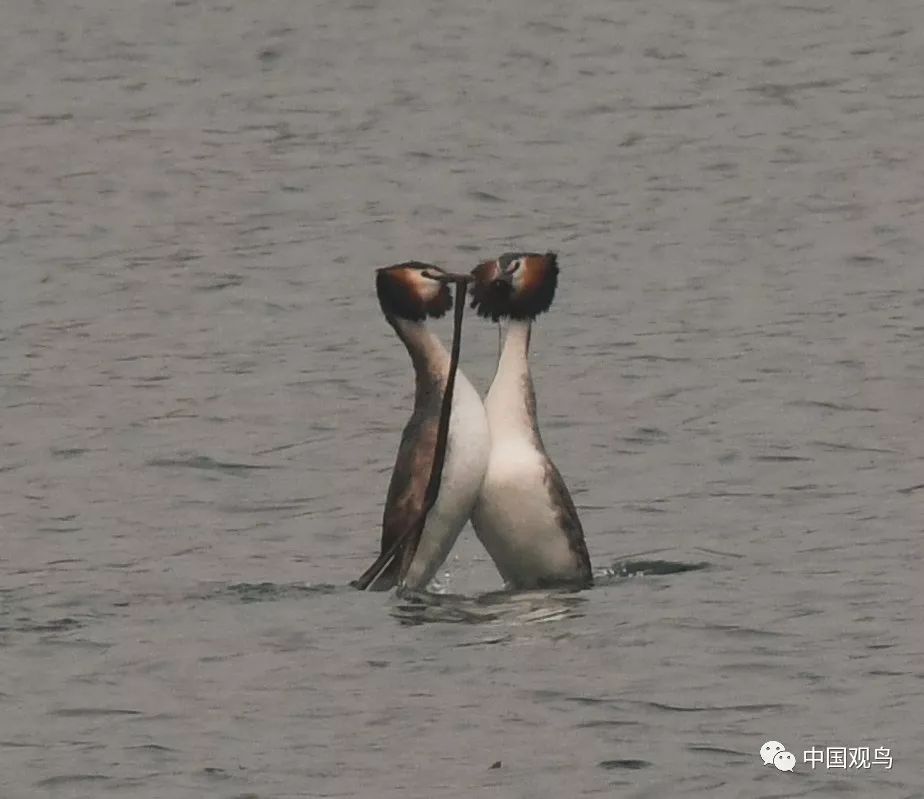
[354,253,592,593]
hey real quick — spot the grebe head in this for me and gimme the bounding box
[376,262,454,321]
[469,251,559,322]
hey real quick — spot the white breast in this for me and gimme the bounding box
[470,320,587,589]
[472,438,579,589]
[402,371,490,590]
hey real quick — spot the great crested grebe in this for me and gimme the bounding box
[468,252,592,590]
[354,263,489,591]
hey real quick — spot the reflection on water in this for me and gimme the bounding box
[390,557,711,625]
[392,587,588,627]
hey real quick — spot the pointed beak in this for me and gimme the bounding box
[491,261,514,288]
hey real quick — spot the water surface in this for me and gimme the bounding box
[1,1,922,797]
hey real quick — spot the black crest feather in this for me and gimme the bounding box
[469,252,559,321]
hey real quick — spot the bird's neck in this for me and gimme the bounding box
[485,319,540,441]
[389,316,449,405]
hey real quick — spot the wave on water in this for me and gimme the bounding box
[596,558,710,582]
[208,582,343,603]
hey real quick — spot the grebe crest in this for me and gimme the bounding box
[376,262,453,321]
[469,252,559,322]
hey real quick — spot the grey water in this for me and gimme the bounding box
[1,0,922,797]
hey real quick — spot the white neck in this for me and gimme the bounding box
[389,317,451,400]
[484,319,537,440]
